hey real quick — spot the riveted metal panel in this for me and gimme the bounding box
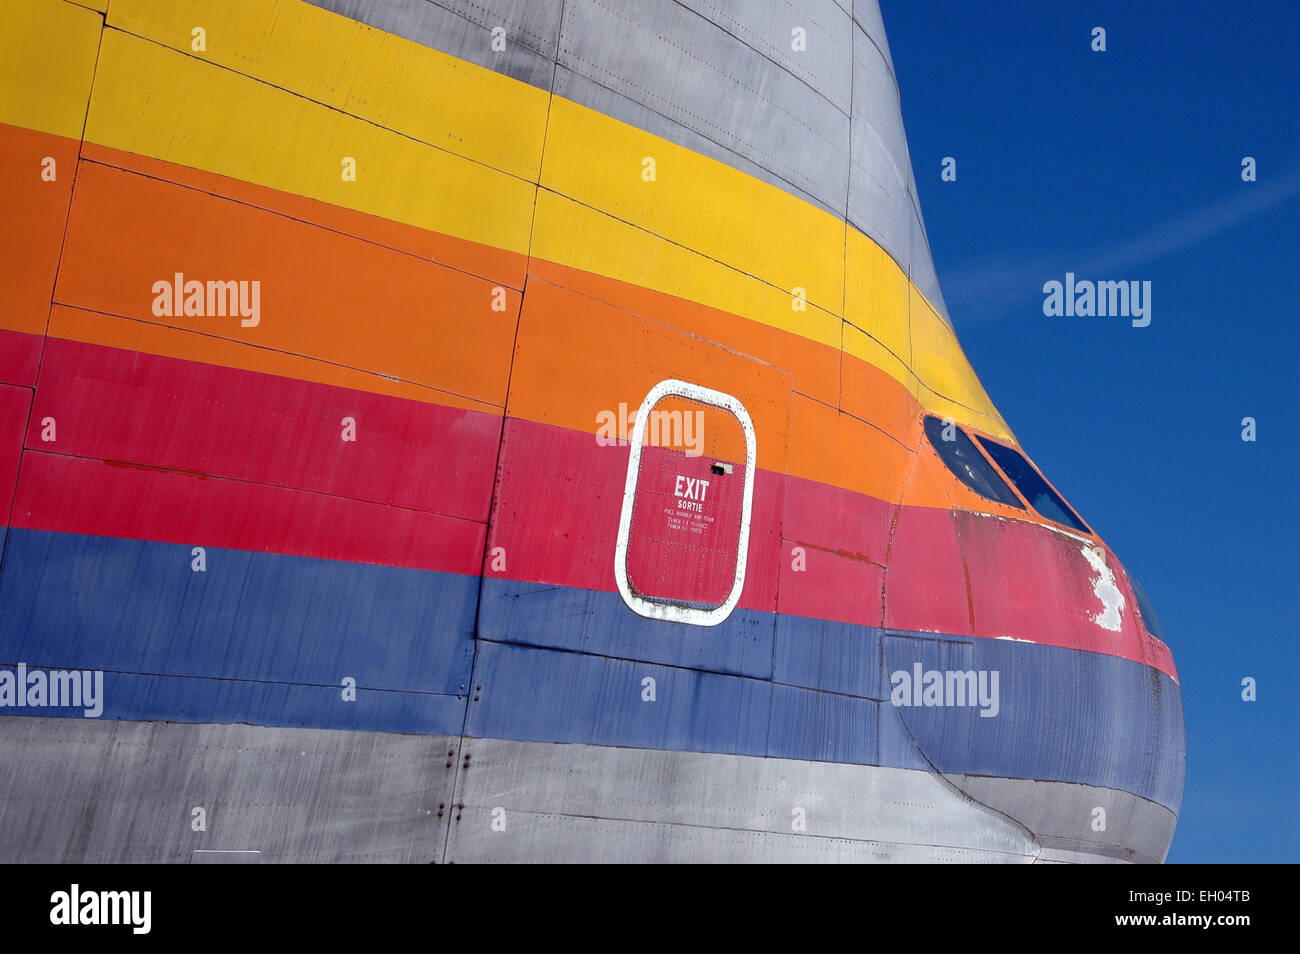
[950,774,1180,864]
[674,0,853,114]
[853,0,896,79]
[848,20,913,275]
[444,739,1039,862]
[0,719,461,862]
[556,0,851,214]
[304,0,563,90]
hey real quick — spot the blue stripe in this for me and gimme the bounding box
[0,528,477,694]
[466,640,772,755]
[882,633,1186,809]
[4,669,465,735]
[468,634,1183,809]
[774,614,884,697]
[0,528,1183,810]
[477,577,775,679]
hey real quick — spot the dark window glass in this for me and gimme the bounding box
[923,416,1024,508]
[974,437,1091,534]
[1129,575,1168,644]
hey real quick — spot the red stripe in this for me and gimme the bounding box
[885,505,975,637]
[0,329,42,387]
[11,451,484,575]
[782,471,895,569]
[777,540,885,626]
[489,416,1173,676]
[30,337,501,520]
[10,338,1173,677]
[485,418,783,613]
[0,384,31,527]
[956,509,1145,655]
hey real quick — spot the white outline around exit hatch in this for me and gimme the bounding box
[613,378,756,627]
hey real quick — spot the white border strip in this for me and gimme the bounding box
[613,379,756,627]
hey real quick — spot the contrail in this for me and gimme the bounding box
[942,166,1300,322]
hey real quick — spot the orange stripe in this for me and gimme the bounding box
[0,122,80,338]
[507,274,1029,519]
[527,257,843,415]
[81,141,528,290]
[14,121,1031,519]
[507,278,794,473]
[54,158,520,409]
[46,304,501,416]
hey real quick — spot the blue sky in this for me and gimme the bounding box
[882,0,1299,862]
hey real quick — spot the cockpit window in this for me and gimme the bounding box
[974,436,1091,534]
[1129,574,1167,644]
[923,416,1024,509]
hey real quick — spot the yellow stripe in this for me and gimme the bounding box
[844,227,911,369]
[107,0,551,181]
[83,28,537,257]
[842,322,915,400]
[61,0,1009,438]
[530,190,843,353]
[540,96,845,316]
[909,286,1008,437]
[0,0,101,141]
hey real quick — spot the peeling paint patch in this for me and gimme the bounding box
[994,635,1035,643]
[968,510,1013,523]
[1081,546,1125,632]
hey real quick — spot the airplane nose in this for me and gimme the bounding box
[883,492,1185,860]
